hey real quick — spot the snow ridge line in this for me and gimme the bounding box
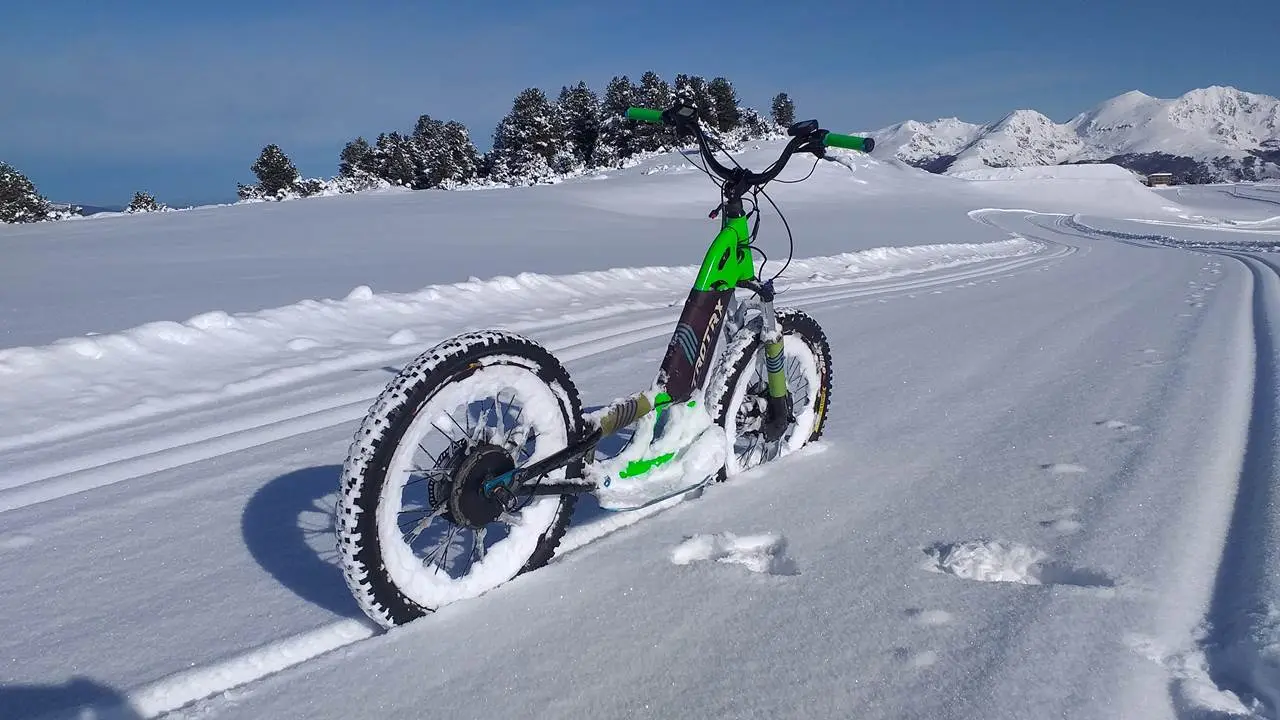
[0,240,1038,457]
[0,314,678,513]
[1065,215,1280,253]
[1193,251,1280,717]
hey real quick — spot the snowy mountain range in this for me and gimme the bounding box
[870,86,1280,183]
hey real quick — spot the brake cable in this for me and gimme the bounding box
[665,117,807,286]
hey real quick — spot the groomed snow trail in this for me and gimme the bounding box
[172,210,1264,720]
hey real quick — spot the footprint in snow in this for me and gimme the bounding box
[893,609,951,669]
[891,647,940,668]
[922,539,1115,590]
[0,534,36,551]
[905,608,953,626]
[1040,462,1088,474]
[1038,507,1083,535]
[670,532,798,575]
[387,329,417,346]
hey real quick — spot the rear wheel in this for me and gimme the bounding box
[706,308,832,480]
[336,331,583,628]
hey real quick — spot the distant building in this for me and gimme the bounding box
[1145,172,1174,187]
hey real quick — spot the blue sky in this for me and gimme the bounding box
[3,0,1277,207]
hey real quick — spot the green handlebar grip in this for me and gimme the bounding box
[626,107,664,124]
[824,132,875,153]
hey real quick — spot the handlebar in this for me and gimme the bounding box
[624,105,873,194]
[625,107,665,125]
[823,132,874,152]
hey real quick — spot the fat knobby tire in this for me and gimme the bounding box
[705,308,833,481]
[335,330,584,628]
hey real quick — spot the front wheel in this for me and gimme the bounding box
[705,308,833,480]
[335,330,584,628]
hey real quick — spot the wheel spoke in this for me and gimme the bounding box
[430,426,456,451]
[518,431,538,462]
[473,527,487,563]
[443,410,471,444]
[422,524,458,571]
[498,390,515,436]
[403,504,449,544]
[438,525,459,574]
[502,401,528,453]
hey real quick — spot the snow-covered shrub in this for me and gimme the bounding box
[126,191,167,213]
[0,162,63,223]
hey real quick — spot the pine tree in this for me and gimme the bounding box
[439,121,480,185]
[493,88,561,160]
[339,137,372,178]
[126,191,163,213]
[674,74,715,127]
[490,88,564,183]
[556,81,601,168]
[596,75,638,165]
[707,77,741,133]
[377,132,417,187]
[635,71,673,152]
[411,114,447,189]
[487,148,556,186]
[738,107,773,139]
[0,162,56,223]
[771,92,796,128]
[250,144,300,197]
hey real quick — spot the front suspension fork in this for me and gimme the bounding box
[746,280,793,443]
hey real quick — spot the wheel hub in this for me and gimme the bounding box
[446,443,515,529]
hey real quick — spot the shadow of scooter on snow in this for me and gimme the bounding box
[242,411,644,619]
[241,465,365,620]
[0,676,142,720]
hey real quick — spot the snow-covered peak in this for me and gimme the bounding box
[1165,85,1280,149]
[1062,85,1280,158]
[867,117,983,165]
[870,85,1280,179]
[945,109,1084,173]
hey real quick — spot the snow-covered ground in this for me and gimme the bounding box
[3,143,1280,720]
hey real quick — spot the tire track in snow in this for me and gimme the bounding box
[0,245,1071,516]
[1011,207,1280,716]
[953,208,1262,717]
[1231,185,1280,210]
[1192,251,1280,717]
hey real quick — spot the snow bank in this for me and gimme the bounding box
[954,164,1176,217]
[0,239,1039,458]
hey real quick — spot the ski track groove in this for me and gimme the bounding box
[0,244,1070,516]
[14,233,1076,719]
[1231,185,1280,210]
[1193,250,1280,718]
